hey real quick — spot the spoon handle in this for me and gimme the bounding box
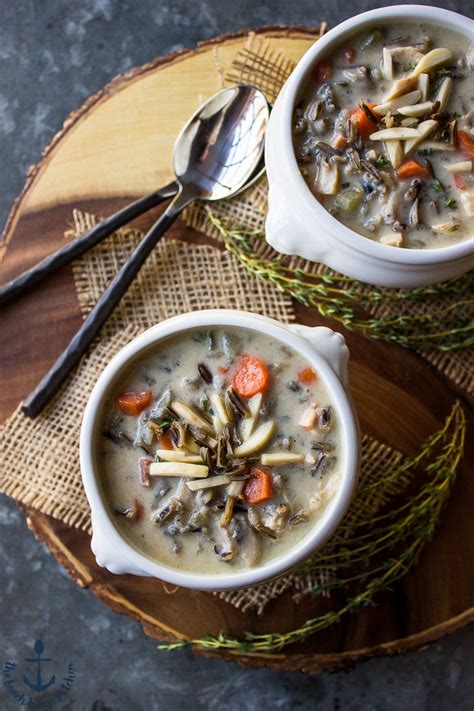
[0,180,179,307]
[22,193,187,419]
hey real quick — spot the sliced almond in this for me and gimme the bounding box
[400,118,419,127]
[171,400,214,435]
[299,402,318,429]
[412,48,453,76]
[390,46,424,64]
[444,161,472,173]
[212,415,224,434]
[210,393,230,426]
[397,101,433,117]
[316,160,340,196]
[379,232,404,247]
[240,392,262,440]
[431,221,461,234]
[385,140,404,169]
[383,74,418,101]
[370,127,420,141]
[227,479,245,497]
[234,420,275,457]
[417,140,455,152]
[155,449,202,463]
[184,434,201,453]
[261,452,304,466]
[435,77,453,113]
[149,462,209,478]
[404,119,438,153]
[187,474,231,491]
[382,47,393,81]
[418,73,429,101]
[373,90,421,116]
[460,191,474,217]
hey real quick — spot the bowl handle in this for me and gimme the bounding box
[91,514,152,577]
[288,324,349,387]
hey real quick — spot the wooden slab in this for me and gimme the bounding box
[1,27,473,672]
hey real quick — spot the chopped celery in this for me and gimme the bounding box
[335,186,364,212]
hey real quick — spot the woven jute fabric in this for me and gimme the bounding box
[184,33,474,396]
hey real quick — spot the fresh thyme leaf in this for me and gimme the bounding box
[434,66,450,79]
[375,153,390,166]
[207,212,474,353]
[157,404,466,655]
[431,179,446,194]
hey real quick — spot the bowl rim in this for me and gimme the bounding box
[277,4,474,265]
[80,309,360,590]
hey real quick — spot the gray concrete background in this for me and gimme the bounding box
[0,1,473,709]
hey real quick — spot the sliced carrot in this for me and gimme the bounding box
[139,458,152,487]
[457,131,474,161]
[344,48,356,63]
[243,466,274,505]
[117,390,152,416]
[157,432,174,450]
[232,355,270,398]
[298,367,317,385]
[312,60,332,83]
[396,159,431,181]
[351,103,378,139]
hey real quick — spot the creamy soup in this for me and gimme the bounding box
[96,327,342,575]
[293,22,474,249]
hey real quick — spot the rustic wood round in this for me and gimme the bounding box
[1,27,473,673]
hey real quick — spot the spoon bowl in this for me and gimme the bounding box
[174,85,269,201]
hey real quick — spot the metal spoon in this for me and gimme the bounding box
[22,85,269,418]
[0,156,265,308]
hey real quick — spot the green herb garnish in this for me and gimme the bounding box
[434,67,450,79]
[375,154,390,166]
[206,212,474,353]
[432,180,457,208]
[432,179,446,194]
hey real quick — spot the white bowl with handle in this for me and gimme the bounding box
[265,5,474,288]
[80,310,360,591]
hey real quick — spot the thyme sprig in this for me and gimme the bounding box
[207,212,473,352]
[158,403,465,655]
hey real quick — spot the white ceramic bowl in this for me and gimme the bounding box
[80,310,360,591]
[265,5,474,288]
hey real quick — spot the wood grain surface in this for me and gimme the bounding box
[1,27,473,672]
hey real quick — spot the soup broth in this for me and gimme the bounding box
[293,22,474,248]
[97,327,342,575]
